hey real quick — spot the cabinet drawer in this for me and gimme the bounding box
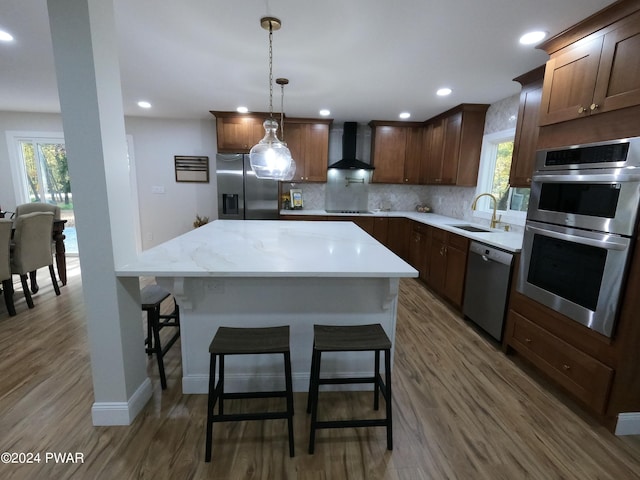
[447,232,468,251]
[412,222,429,235]
[431,228,446,242]
[510,311,613,413]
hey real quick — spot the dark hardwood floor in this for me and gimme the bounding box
[1,257,639,479]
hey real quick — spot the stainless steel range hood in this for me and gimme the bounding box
[328,122,374,170]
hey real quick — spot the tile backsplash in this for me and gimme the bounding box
[281,92,525,234]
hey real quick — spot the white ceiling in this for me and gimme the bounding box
[0,0,617,124]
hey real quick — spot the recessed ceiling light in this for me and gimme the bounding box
[0,30,14,42]
[319,109,331,116]
[519,30,547,45]
[399,112,411,119]
[436,88,452,96]
[137,101,151,109]
[237,106,249,113]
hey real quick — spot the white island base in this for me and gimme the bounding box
[116,221,417,395]
[160,275,401,393]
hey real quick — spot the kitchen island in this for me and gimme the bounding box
[116,220,418,393]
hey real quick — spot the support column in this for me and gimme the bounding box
[47,0,151,425]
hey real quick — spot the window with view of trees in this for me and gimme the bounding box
[20,140,71,205]
[10,135,78,254]
[475,129,529,224]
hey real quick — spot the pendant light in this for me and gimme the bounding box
[276,77,296,181]
[249,17,294,180]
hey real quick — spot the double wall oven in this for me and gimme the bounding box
[518,137,640,338]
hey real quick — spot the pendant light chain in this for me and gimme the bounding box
[268,22,274,119]
[280,82,285,141]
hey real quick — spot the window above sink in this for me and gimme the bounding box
[475,128,529,227]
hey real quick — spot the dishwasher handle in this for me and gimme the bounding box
[469,241,513,267]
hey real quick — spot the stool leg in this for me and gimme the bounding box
[385,348,393,451]
[284,351,295,457]
[308,349,321,454]
[306,340,316,414]
[151,305,167,390]
[145,310,153,355]
[205,353,217,462]
[218,355,225,416]
[374,349,381,411]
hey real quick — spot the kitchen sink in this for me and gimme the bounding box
[450,224,492,233]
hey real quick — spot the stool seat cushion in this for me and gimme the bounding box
[210,326,290,354]
[313,324,391,351]
[141,284,171,308]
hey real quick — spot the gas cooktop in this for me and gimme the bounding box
[325,210,374,214]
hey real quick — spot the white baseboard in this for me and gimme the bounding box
[615,412,640,436]
[91,378,153,426]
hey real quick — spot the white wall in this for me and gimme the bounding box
[124,116,217,248]
[0,111,218,249]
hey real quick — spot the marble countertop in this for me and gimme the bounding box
[280,209,524,252]
[116,220,419,278]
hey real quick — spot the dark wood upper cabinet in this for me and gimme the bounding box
[284,118,332,183]
[211,112,331,182]
[369,122,424,184]
[210,111,269,153]
[422,104,489,186]
[538,7,640,126]
[509,66,545,188]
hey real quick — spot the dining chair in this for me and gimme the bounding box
[14,202,61,293]
[0,219,16,316]
[14,202,61,220]
[10,212,60,310]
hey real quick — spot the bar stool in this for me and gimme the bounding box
[140,284,180,390]
[306,323,393,454]
[204,325,295,462]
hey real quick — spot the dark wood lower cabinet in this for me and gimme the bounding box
[425,228,469,308]
[508,311,614,414]
[408,222,429,282]
[386,218,411,263]
[372,217,389,245]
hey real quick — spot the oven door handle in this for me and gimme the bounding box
[532,171,640,183]
[526,224,629,251]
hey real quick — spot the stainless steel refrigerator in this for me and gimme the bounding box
[216,154,280,220]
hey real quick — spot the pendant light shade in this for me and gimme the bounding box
[249,118,293,179]
[249,16,293,180]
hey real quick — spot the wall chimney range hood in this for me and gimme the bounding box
[328,122,374,170]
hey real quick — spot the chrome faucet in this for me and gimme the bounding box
[471,193,500,229]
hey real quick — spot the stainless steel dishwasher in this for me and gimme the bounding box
[462,241,514,342]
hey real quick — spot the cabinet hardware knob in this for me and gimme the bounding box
[526,178,531,183]
[562,364,571,371]
[578,106,586,114]
[525,338,532,343]
[590,103,599,111]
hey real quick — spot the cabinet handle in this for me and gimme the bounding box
[562,364,571,371]
[439,246,445,256]
[577,106,586,114]
[526,177,531,183]
[590,103,599,111]
[524,338,532,344]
